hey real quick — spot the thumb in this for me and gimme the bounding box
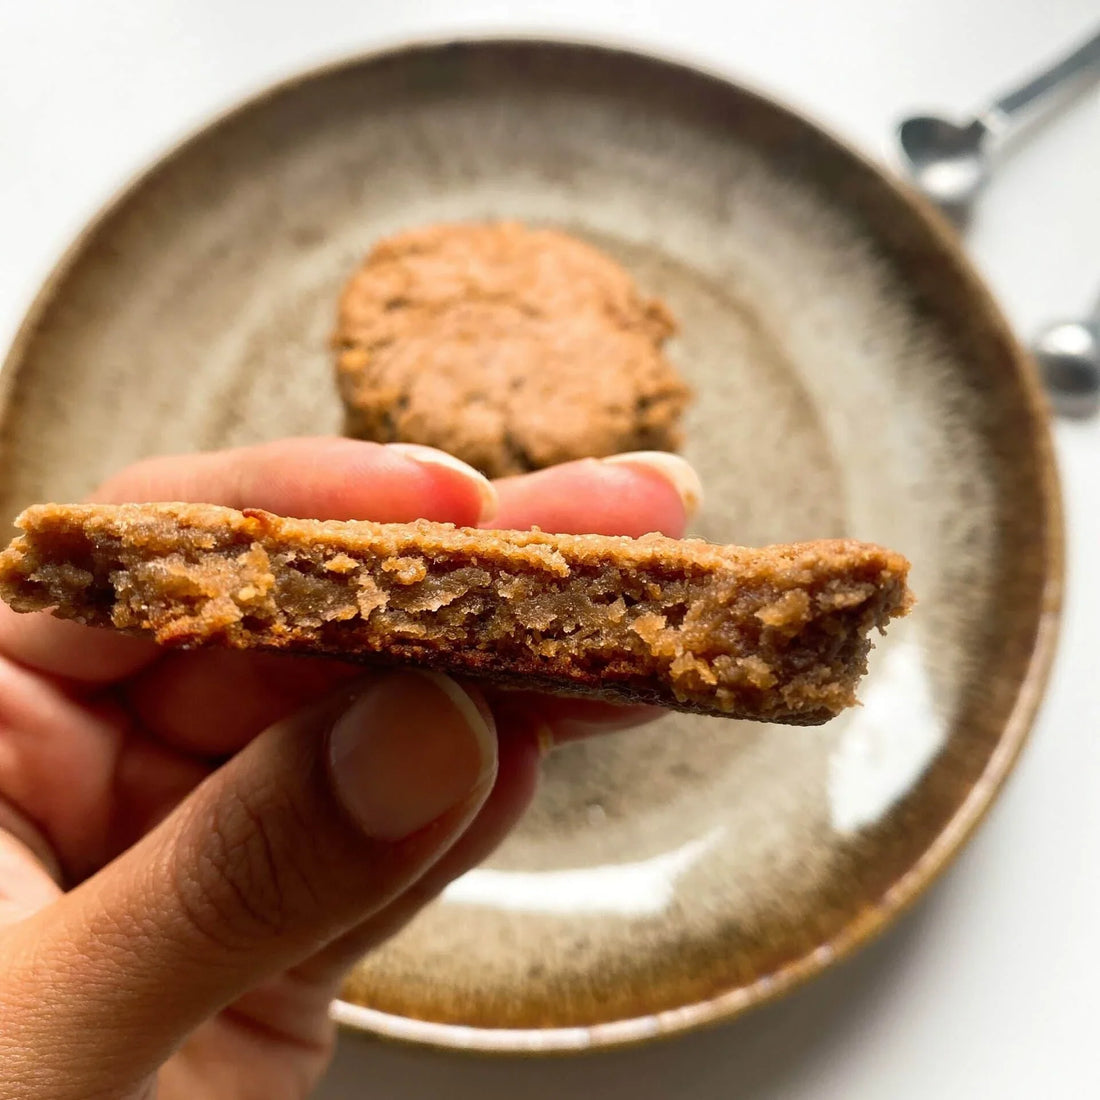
[0,669,496,1098]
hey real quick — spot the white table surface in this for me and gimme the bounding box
[3,2,1099,1096]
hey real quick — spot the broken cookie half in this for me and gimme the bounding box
[0,503,912,724]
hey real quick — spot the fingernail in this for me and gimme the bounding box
[387,443,498,523]
[329,671,497,840]
[602,451,703,519]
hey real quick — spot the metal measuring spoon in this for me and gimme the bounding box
[1034,293,1100,419]
[897,26,1100,221]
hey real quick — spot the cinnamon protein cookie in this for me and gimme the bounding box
[0,503,912,724]
[334,222,692,477]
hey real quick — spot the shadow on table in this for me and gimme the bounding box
[317,886,943,1100]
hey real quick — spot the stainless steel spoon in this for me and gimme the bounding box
[1034,292,1100,419]
[897,26,1100,220]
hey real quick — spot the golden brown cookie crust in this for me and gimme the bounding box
[0,503,911,724]
[334,222,692,477]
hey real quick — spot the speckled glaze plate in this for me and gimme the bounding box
[0,39,1061,1053]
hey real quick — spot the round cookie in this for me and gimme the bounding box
[333,222,691,477]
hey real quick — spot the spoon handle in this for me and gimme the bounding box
[980,26,1100,137]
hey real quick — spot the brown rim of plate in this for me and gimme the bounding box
[0,34,1063,1055]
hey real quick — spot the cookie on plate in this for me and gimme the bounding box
[333,222,692,477]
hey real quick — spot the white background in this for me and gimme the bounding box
[2,2,1099,1097]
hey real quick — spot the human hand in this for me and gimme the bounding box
[0,438,698,1100]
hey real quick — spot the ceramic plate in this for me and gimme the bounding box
[0,39,1061,1052]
